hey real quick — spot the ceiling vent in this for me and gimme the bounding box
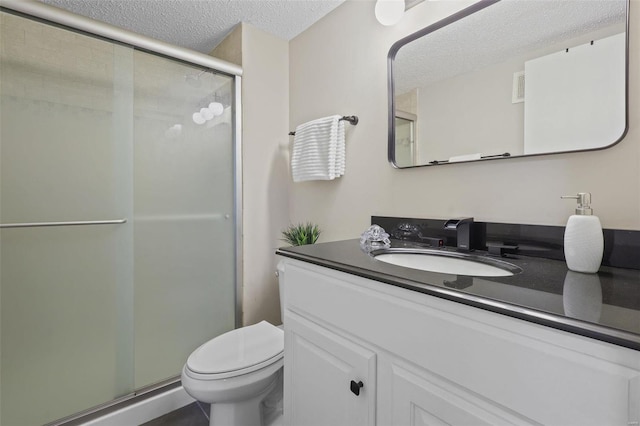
[512,71,525,104]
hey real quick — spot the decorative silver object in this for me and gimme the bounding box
[360,224,391,253]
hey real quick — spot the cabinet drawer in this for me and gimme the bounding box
[382,358,537,425]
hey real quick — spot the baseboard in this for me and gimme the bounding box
[81,386,195,426]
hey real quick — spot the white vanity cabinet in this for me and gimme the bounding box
[284,312,376,426]
[280,259,640,426]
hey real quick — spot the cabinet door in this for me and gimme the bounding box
[284,312,376,426]
[384,359,538,426]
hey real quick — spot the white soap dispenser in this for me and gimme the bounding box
[561,193,604,274]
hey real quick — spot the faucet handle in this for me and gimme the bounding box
[444,217,474,252]
[444,217,474,229]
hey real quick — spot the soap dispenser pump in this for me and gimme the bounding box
[561,193,604,273]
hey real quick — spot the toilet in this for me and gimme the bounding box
[182,264,286,426]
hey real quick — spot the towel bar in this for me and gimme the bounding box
[0,219,127,228]
[289,115,358,136]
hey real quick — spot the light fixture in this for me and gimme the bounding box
[192,112,206,125]
[208,102,224,117]
[375,0,405,26]
[200,107,214,121]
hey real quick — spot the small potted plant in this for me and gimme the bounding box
[281,222,321,246]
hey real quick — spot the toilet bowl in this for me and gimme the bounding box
[181,320,284,426]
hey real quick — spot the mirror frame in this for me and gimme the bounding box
[387,0,630,168]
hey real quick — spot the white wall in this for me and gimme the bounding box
[416,57,524,161]
[213,24,290,326]
[289,0,640,241]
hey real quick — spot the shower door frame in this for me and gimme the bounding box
[0,0,244,423]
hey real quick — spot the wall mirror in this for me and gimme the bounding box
[388,0,629,168]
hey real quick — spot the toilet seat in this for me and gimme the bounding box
[185,321,284,380]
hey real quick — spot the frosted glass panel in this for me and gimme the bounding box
[0,11,237,424]
[0,12,134,426]
[132,52,236,387]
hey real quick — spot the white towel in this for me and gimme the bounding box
[448,153,482,163]
[291,115,346,182]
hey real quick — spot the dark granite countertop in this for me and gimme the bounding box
[276,239,640,351]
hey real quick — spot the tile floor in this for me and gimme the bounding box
[141,402,210,426]
[144,375,283,426]
[142,401,284,426]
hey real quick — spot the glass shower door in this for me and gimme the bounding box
[1,10,237,425]
[0,12,135,425]
[131,51,236,388]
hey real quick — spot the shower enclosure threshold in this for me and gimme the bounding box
[45,379,193,426]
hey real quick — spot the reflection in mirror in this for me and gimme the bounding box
[388,0,628,168]
[395,111,417,166]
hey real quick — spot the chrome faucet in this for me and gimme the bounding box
[444,217,474,252]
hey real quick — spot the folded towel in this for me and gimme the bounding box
[291,115,345,182]
[335,119,345,176]
[448,153,482,163]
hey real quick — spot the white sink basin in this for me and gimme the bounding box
[373,249,521,277]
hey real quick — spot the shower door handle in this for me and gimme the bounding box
[0,218,127,228]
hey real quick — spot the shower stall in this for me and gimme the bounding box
[0,2,242,425]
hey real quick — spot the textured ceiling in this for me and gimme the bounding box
[394,0,627,94]
[39,0,346,54]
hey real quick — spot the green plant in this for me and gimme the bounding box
[281,222,321,246]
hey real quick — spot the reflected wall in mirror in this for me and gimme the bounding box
[388,0,628,168]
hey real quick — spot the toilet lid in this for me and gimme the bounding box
[187,321,284,374]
